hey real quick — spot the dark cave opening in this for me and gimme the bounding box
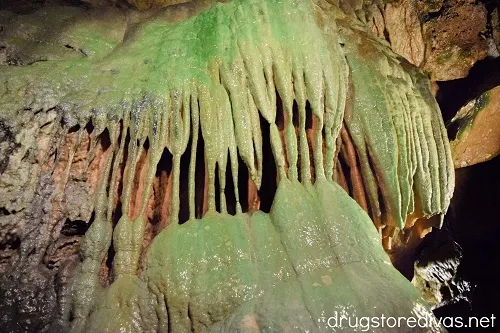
[416,55,500,330]
[60,219,89,237]
[437,56,500,124]
[423,156,500,331]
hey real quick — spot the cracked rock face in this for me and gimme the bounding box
[0,0,455,332]
[367,0,497,82]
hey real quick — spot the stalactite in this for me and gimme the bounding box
[0,0,454,260]
[0,0,454,332]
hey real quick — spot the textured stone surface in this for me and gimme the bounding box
[384,0,425,67]
[366,0,496,81]
[127,0,193,10]
[422,1,489,81]
[450,86,500,168]
[412,237,470,308]
[0,0,455,332]
[138,181,443,332]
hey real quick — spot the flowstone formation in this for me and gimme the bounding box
[0,0,454,332]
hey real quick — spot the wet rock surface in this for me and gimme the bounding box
[412,233,471,308]
[0,0,497,332]
[0,114,105,332]
[0,268,57,333]
[416,156,500,332]
[449,86,500,167]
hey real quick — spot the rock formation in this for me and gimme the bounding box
[449,86,500,168]
[0,0,467,332]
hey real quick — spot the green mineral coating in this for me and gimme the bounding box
[0,0,454,332]
[340,25,454,226]
[450,91,491,142]
[92,180,445,332]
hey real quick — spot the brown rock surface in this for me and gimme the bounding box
[450,86,500,168]
[384,0,426,66]
[368,0,494,81]
[422,1,489,81]
[126,0,192,10]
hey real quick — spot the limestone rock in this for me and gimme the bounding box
[384,0,425,67]
[126,0,192,10]
[412,236,471,308]
[0,1,454,332]
[366,0,493,81]
[450,86,500,168]
[422,1,489,81]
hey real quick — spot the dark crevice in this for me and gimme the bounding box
[154,147,172,229]
[114,127,130,221]
[178,139,192,224]
[223,156,237,216]
[105,242,116,283]
[422,8,445,23]
[437,57,500,124]
[214,164,221,213]
[194,126,206,219]
[87,211,95,228]
[67,124,81,134]
[113,202,123,226]
[156,147,173,179]
[85,121,95,136]
[292,100,299,128]
[257,114,277,213]
[237,153,249,213]
[446,119,461,142]
[337,152,352,195]
[98,127,112,153]
[0,236,20,251]
[187,304,195,333]
[0,207,11,216]
[60,219,89,237]
[305,101,313,130]
[383,26,391,44]
[275,90,285,131]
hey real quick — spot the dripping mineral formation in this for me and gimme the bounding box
[0,0,454,332]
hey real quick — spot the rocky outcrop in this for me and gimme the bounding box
[420,0,490,81]
[368,0,497,81]
[449,86,500,168]
[412,235,471,308]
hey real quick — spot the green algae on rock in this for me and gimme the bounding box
[449,86,500,168]
[0,0,454,332]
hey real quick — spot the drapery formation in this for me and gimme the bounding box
[0,0,453,331]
